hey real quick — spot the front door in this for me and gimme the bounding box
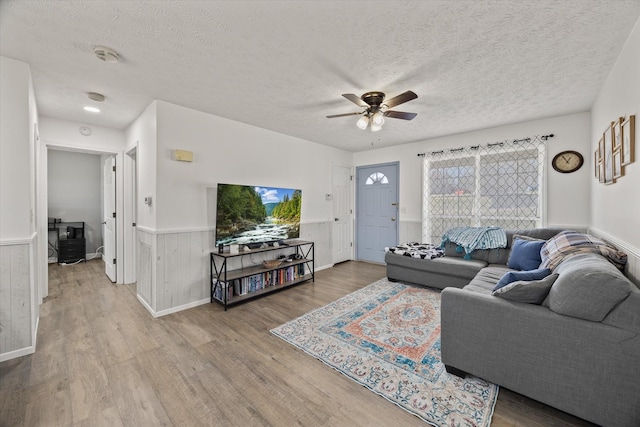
[356,162,399,263]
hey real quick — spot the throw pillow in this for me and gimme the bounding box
[494,268,552,291]
[507,237,545,270]
[492,273,559,304]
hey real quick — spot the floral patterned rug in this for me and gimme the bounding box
[270,278,498,426]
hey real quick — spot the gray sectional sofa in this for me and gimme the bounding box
[385,228,640,427]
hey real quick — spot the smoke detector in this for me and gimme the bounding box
[93,46,120,63]
[88,92,105,102]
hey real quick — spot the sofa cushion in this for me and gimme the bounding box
[507,237,545,270]
[492,273,559,304]
[464,266,512,294]
[494,268,552,290]
[546,253,633,321]
[603,287,640,334]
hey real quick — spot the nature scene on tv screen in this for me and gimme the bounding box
[215,183,301,246]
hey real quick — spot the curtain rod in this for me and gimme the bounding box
[416,134,554,157]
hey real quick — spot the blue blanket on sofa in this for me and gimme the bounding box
[441,227,507,259]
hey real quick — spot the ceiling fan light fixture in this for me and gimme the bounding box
[371,110,385,126]
[356,115,369,130]
[370,122,382,132]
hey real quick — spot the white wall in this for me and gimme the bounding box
[0,56,38,361]
[154,100,351,229]
[125,102,157,231]
[0,57,33,240]
[127,100,353,315]
[590,16,640,281]
[39,117,126,153]
[47,150,102,254]
[354,112,592,242]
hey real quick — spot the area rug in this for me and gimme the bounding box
[270,278,498,427]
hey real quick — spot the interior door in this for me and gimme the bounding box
[103,155,116,282]
[356,162,399,263]
[332,164,352,264]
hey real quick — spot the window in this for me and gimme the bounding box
[422,139,545,243]
[366,172,389,185]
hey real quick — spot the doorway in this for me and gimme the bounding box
[355,162,399,263]
[47,149,103,265]
[332,163,352,264]
[44,147,121,292]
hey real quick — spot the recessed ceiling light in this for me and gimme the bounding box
[93,46,120,63]
[84,106,101,113]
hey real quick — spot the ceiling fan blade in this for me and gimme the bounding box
[383,110,417,120]
[342,94,369,108]
[383,90,418,108]
[326,112,362,118]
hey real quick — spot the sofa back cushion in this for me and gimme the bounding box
[545,253,633,321]
[443,228,564,264]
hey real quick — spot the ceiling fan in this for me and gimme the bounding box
[326,90,418,131]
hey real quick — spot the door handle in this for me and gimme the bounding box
[391,202,398,206]
[391,217,396,221]
[334,218,339,221]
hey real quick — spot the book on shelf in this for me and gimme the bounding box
[212,279,234,301]
[214,263,308,300]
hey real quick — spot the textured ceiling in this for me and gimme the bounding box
[1,1,639,152]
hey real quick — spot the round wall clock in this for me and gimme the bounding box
[552,150,584,173]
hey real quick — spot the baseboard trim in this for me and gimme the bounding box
[136,293,210,318]
[0,345,36,362]
[155,298,210,317]
[136,293,156,317]
[588,227,640,258]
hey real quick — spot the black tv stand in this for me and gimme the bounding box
[210,240,314,310]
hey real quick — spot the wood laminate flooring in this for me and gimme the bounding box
[0,259,596,426]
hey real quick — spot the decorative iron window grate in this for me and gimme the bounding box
[422,137,546,244]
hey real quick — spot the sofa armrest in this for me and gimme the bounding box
[440,287,640,426]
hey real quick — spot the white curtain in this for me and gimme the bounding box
[422,137,546,243]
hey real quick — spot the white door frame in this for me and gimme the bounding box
[124,145,137,284]
[40,142,126,286]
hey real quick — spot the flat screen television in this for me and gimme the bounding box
[215,183,302,246]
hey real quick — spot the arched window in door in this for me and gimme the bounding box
[365,172,389,185]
